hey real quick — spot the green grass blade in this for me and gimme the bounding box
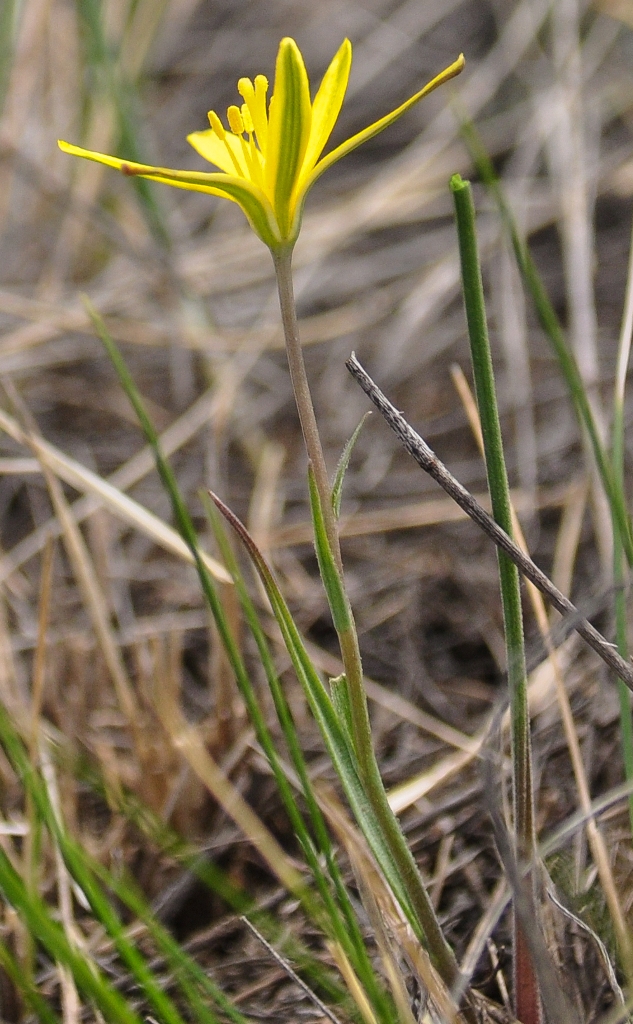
[75,0,170,246]
[0,844,142,1024]
[306,465,459,991]
[450,173,539,1024]
[203,494,396,1022]
[74,753,354,1012]
[0,936,62,1024]
[0,0,19,116]
[613,394,633,836]
[459,117,633,565]
[208,490,420,933]
[77,753,254,907]
[87,862,248,1024]
[0,701,195,1024]
[612,213,633,839]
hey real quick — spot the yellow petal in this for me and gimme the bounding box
[300,38,352,183]
[57,141,280,249]
[187,129,246,175]
[303,53,465,196]
[265,38,312,238]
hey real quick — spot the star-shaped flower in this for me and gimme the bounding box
[59,39,463,252]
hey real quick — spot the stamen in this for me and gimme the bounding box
[253,75,269,151]
[241,104,254,135]
[208,109,244,177]
[227,105,245,136]
[237,77,255,106]
[233,103,263,186]
[207,110,226,139]
[238,75,268,153]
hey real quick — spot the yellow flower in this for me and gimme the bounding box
[59,39,464,252]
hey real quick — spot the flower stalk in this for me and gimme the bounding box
[272,247,342,572]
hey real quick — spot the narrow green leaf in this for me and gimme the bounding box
[308,465,351,633]
[208,491,419,933]
[0,0,19,117]
[331,412,370,519]
[329,674,355,750]
[201,496,374,970]
[451,173,539,1024]
[75,0,171,247]
[459,116,633,565]
[0,937,61,1024]
[0,844,142,1024]
[88,862,247,1024]
[0,701,196,1024]
[83,303,366,979]
[70,755,351,1014]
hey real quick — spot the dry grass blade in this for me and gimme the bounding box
[271,484,571,547]
[0,374,244,584]
[318,784,467,1024]
[2,379,141,734]
[346,353,633,691]
[149,634,305,899]
[29,537,54,747]
[240,916,345,1024]
[0,402,230,584]
[39,743,82,1024]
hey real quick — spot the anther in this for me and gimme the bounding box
[227,105,244,135]
[207,110,226,138]
[237,78,255,105]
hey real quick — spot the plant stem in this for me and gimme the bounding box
[273,246,463,995]
[450,174,540,1024]
[273,247,342,573]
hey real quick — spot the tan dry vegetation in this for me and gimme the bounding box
[2,0,633,1020]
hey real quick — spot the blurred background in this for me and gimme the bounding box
[2,0,633,1007]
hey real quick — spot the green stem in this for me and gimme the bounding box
[274,248,462,995]
[337,626,461,990]
[450,174,540,1024]
[273,247,342,573]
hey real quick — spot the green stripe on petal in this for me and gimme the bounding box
[57,141,281,249]
[265,38,312,239]
[300,38,351,184]
[302,53,465,197]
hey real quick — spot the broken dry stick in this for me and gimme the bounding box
[346,352,633,692]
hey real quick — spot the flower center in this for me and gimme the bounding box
[207,74,270,191]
